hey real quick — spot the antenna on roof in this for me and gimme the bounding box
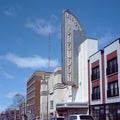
[47,32,51,120]
[48,32,51,72]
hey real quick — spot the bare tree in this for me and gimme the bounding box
[13,93,26,120]
[13,93,25,108]
[5,107,15,120]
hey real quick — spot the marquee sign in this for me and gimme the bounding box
[61,10,86,86]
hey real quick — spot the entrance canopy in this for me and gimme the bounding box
[56,102,88,117]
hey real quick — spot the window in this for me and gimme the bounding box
[92,86,100,100]
[50,100,54,109]
[91,66,100,81]
[107,80,119,97]
[80,115,94,120]
[107,57,118,75]
[69,116,77,120]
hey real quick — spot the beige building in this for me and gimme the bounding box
[48,67,67,118]
[46,39,98,118]
[39,67,66,120]
[40,72,51,120]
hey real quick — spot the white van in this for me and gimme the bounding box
[68,114,94,120]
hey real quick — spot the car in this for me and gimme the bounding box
[68,114,94,120]
[56,116,65,120]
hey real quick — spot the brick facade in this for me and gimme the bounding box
[88,38,120,120]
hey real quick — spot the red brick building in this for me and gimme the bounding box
[88,38,120,120]
[26,71,51,120]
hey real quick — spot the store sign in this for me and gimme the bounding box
[66,27,72,83]
[61,10,86,86]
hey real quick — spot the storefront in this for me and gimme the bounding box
[56,102,88,118]
[90,102,120,120]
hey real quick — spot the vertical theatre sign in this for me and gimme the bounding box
[61,10,86,86]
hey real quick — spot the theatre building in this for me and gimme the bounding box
[88,38,120,120]
[56,9,98,117]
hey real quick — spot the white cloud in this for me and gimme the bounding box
[3,7,16,16]
[0,53,59,69]
[25,15,61,40]
[25,19,56,36]
[2,72,15,79]
[5,92,18,99]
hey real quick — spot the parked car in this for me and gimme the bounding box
[68,114,94,120]
[56,116,65,120]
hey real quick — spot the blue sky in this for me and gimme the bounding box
[0,0,120,112]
